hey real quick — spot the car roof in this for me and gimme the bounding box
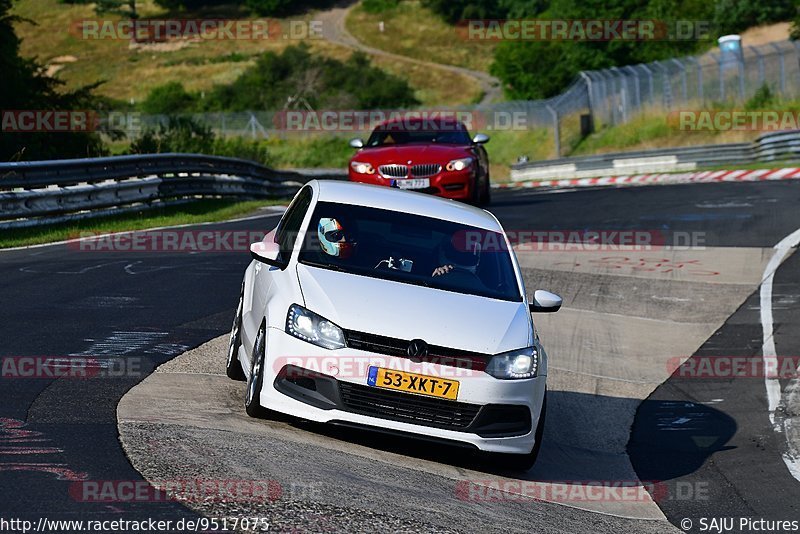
[311,181,502,231]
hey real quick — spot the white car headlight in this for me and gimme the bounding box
[286,304,346,350]
[446,157,473,172]
[350,161,375,174]
[485,347,539,379]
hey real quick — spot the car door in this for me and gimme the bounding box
[242,186,314,358]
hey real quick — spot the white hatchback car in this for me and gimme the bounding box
[227,180,561,467]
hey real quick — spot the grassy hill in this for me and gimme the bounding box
[12,0,480,106]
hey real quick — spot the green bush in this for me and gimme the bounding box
[212,136,271,165]
[745,84,777,110]
[141,82,198,115]
[129,116,214,154]
[203,44,419,111]
[362,0,400,14]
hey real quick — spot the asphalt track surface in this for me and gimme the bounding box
[2,181,800,532]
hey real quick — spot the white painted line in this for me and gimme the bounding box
[759,227,800,481]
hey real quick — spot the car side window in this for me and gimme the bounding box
[275,187,312,261]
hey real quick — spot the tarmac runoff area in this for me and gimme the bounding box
[117,244,781,533]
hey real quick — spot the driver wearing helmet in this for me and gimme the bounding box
[318,217,358,259]
[432,237,480,277]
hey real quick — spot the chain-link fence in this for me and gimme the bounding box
[582,40,800,129]
[137,40,800,160]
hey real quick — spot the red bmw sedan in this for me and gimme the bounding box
[347,117,491,206]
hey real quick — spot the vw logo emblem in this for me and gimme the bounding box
[407,339,428,360]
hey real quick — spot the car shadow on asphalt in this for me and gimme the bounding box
[268,390,736,484]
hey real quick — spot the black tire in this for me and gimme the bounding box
[469,174,482,206]
[226,286,246,381]
[480,173,492,206]
[496,392,547,471]
[244,325,269,418]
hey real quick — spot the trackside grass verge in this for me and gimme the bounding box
[0,198,285,249]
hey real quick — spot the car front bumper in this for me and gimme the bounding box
[249,327,546,454]
[348,169,476,201]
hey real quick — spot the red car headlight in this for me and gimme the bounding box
[446,157,473,172]
[350,161,375,174]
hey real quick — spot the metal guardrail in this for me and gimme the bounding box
[511,130,800,182]
[0,153,346,228]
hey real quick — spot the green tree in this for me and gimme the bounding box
[0,0,106,160]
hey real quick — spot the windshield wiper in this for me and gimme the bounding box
[303,260,349,272]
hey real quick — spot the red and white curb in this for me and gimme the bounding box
[495,168,800,190]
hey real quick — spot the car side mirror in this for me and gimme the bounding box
[472,133,490,144]
[250,240,287,270]
[349,138,364,149]
[529,290,562,313]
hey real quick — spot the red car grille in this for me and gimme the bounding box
[411,164,442,178]
[378,164,407,178]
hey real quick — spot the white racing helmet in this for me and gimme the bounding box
[318,217,357,259]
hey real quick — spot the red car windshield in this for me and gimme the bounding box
[366,128,472,146]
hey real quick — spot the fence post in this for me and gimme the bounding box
[737,53,746,101]
[623,66,641,111]
[687,56,703,103]
[770,42,786,95]
[639,64,655,105]
[546,104,560,158]
[714,53,725,101]
[749,45,765,88]
[672,58,688,102]
[579,71,595,125]
[654,61,672,109]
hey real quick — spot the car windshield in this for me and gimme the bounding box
[366,127,472,146]
[299,202,522,302]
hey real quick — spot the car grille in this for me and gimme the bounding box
[338,382,481,430]
[411,164,442,178]
[378,164,408,178]
[344,330,488,371]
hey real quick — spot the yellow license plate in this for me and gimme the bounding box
[367,366,459,400]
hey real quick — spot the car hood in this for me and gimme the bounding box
[354,144,472,165]
[296,264,530,355]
